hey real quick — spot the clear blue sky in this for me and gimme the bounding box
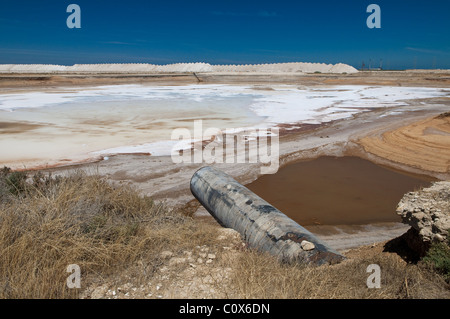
[0,0,449,69]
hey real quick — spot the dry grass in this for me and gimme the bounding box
[227,246,450,299]
[0,169,220,298]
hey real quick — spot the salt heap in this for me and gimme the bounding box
[0,62,358,74]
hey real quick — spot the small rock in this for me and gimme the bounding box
[207,253,216,259]
[90,284,108,299]
[123,283,132,290]
[300,240,315,251]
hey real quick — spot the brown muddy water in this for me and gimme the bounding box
[246,156,435,227]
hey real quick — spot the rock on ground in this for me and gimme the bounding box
[396,181,450,255]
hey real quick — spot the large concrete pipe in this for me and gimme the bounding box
[190,166,345,265]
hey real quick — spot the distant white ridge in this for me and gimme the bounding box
[0,62,358,74]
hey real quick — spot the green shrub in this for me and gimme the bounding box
[6,171,28,195]
[422,231,450,282]
[0,167,28,196]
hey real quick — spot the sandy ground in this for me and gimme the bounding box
[0,70,450,89]
[2,70,450,252]
[358,113,450,173]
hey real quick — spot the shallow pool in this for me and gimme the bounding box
[246,156,435,227]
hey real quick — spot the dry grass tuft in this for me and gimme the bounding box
[228,246,450,299]
[0,169,216,298]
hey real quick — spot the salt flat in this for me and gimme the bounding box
[0,84,448,169]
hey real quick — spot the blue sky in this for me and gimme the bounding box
[0,0,449,69]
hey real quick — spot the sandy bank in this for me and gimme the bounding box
[358,112,450,174]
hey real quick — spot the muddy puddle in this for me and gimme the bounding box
[246,156,435,228]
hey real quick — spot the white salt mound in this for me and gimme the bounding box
[0,62,358,74]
